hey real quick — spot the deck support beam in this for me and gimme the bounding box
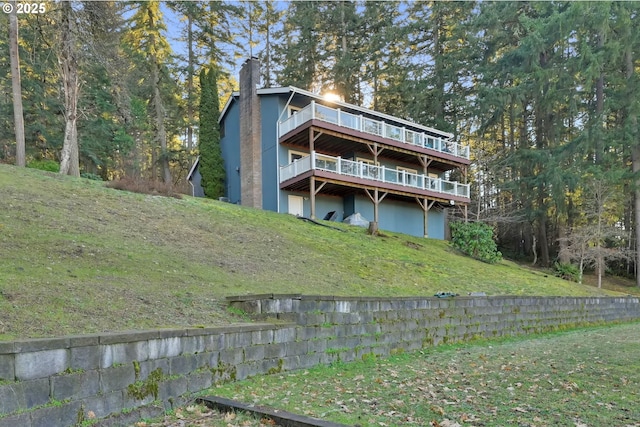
[367,143,385,164]
[416,197,436,238]
[309,177,327,219]
[365,188,388,230]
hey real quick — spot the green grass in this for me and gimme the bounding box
[207,322,640,426]
[0,164,635,340]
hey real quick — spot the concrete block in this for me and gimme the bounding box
[23,378,50,409]
[181,336,205,355]
[226,332,252,350]
[100,341,149,368]
[273,327,296,344]
[0,342,15,355]
[306,339,328,354]
[68,334,100,348]
[170,354,200,376]
[31,400,83,427]
[0,412,30,427]
[70,345,100,371]
[148,337,182,360]
[235,361,259,380]
[218,348,243,366]
[51,370,100,401]
[1,379,52,414]
[263,343,286,359]
[187,371,213,393]
[201,333,224,352]
[81,390,124,419]
[100,364,136,394]
[0,354,14,382]
[138,358,170,381]
[285,341,308,357]
[13,337,69,353]
[99,330,159,345]
[0,381,25,414]
[243,345,265,363]
[296,353,321,370]
[158,377,188,406]
[15,349,69,380]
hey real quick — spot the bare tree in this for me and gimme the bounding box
[559,178,630,287]
[8,0,25,167]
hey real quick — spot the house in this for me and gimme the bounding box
[189,58,471,239]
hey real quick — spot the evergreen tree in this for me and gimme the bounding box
[198,67,224,199]
[123,0,176,183]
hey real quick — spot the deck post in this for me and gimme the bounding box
[310,176,316,219]
[423,198,428,238]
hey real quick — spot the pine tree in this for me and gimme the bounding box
[123,0,177,183]
[198,67,224,199]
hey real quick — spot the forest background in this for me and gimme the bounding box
[1,1,639,285]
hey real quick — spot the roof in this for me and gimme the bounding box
[186,156,200,181]
[218,86,454,140]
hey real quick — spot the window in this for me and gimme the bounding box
[428,172,439,190]
[288,149,308,163]
[356,157,379,179]
[288,106,302,117]
[397,166,418,186]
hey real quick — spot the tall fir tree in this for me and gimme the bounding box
[198,67,225,199]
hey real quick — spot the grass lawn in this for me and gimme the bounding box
[1,164,636,340]
[144,322,640,427]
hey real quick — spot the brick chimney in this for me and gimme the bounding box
[239,57,262,208]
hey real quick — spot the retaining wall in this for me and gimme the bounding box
[0,295,638,426]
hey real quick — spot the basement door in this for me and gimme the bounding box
[288,195,304,217]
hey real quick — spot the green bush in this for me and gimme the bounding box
[553,262,580,282]
[450,221,502,264]
[81,172,103,181]
[27,160,59,172]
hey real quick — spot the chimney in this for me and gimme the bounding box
[239,57,262,208]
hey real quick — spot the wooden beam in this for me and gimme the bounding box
[314,181,327,195]
[310,176,316,219]
[415,197,436,238]
[418,154,433,170]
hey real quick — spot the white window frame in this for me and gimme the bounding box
[288,149,309,164]
[288,105,302,117]
[397,166,418,186]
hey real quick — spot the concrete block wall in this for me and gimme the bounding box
[1,295,639,426]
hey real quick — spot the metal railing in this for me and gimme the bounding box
[278,101,470,160]
[279,152,470,199]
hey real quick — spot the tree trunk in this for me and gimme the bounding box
[186,11,194,151]
[8,1,25,167]
[58,1,80,177]
[152,56,170,184]
[633,144,640,287]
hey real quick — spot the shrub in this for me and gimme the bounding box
[106,177,182,199]
[81,172,103,181]
[450,221,502,264]
[553,262,580,282]
[27,159,59,172]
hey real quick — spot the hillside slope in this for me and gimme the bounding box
[0,165,626,340]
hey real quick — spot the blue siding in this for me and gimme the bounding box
[353,195,445,239]
[220,101,241,204]
[280,191,344,221]
[219,90,449,240]
[260,96,282,211]
[189,167,205,197]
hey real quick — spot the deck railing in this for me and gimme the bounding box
[279,101,470,160]
[280,152,470,199]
